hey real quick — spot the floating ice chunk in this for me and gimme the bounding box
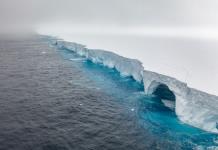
[69,58,85,61]
[161,99,175,110]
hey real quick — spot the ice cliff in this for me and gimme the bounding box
[143,70,218,134]
[47,37,218,134]
[54,40,144,82]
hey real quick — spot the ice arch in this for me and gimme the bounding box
[143,70,189,111]
[143,70,218,133]
[143,70,189,101]
[148,81,176,101]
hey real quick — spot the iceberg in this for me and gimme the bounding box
[53,40,144,82]
[47,37,218,134]
[143,70,218,134]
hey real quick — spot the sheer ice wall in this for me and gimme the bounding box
[54,40,144,82]
[49,37,218,134]
[143,70,218,134]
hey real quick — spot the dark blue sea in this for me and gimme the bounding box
[0,35,217,150]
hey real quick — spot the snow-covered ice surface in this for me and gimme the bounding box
[45,36,218,134]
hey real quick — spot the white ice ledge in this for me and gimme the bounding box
[48,37,218,134]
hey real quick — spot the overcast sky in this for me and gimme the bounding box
[1,0,218,32]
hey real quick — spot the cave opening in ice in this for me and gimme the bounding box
[152,83,176,101]
[147,81,176,109]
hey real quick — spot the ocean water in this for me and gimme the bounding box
[0,35,217,150]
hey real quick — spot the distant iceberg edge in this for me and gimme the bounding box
[46,36,218,134]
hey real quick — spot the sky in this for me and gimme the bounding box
[1,0,218,95]
[1,0,218,32]
[1,0,218,37]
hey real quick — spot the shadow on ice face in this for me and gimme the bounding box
[153,83,176,101]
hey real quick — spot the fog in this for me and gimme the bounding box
[1,0,218,95]
[1,0,218,32]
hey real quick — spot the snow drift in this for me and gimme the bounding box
[47,37,218,134]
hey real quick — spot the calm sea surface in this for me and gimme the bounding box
[0,35,217,150]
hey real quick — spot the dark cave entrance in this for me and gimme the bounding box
[152,84,176,101]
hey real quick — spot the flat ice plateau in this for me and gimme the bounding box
[47,36,218,134]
